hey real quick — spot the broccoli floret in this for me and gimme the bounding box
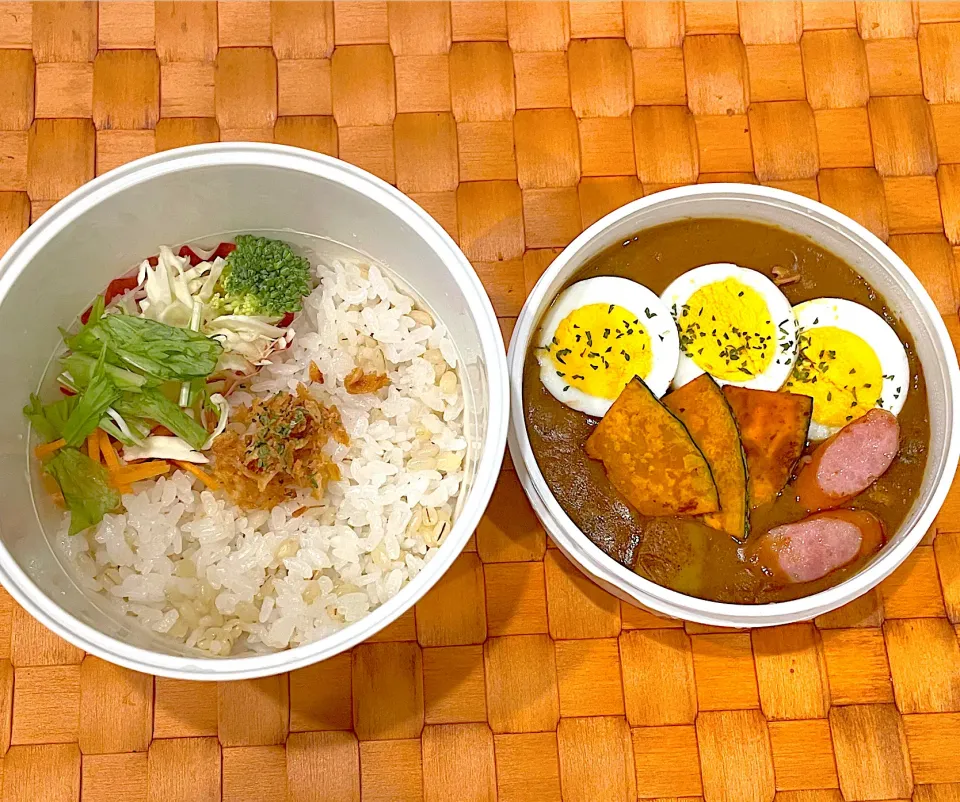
[218,235,312,318]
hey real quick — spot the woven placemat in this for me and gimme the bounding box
[1,2,960,800]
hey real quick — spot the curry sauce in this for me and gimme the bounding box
[523,218,931,603]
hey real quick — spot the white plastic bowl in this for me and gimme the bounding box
[508,184,960,628]
[0,143,508,679]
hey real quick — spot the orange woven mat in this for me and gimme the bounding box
[1,2,960,800]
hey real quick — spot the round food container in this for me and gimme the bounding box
[0,143,508,679]
[508,184,960,628]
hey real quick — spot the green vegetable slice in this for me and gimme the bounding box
[24,393,60,442]
[97,414,140,447]
[24,393,80,442]
[61,352,149,392]
[114,387,208,450]
[66,314,222,382]
[94,315,222,381]
[62,349,121,447]
[62,376,120,447]
[63,294,105,355]
[44,447,121,535]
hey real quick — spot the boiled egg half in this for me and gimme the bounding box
[660,264,798,391]
[783,298,909,440]
[536,276,680,416]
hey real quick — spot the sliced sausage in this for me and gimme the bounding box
[795,409,899,512]
[750,509,885,584]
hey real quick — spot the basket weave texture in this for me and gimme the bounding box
[1,2,960,800]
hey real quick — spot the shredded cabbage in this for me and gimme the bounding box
[122,435,209,464]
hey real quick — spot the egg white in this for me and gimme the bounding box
[792,298,910,440]
[536,276,680,416]
[660,263,799,391]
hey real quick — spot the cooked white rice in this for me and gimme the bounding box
[58,257,466,656]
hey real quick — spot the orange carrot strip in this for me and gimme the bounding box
[41,473,64,505]
[116,484,133,495]
[34,438,66,459]
[86,431,100,463]
[110,461,171,486]
[99,429,120,472]
[174,461,220,491]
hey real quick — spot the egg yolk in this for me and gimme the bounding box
[547,303,652,399]
[783,326,883,427]
[675,279,776,382]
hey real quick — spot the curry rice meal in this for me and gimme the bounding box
[524,218,929,603]
[26,236,465,655]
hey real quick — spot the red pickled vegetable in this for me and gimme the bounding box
[212,242,237,260]
[181,242,235,265]
[178,245,202,266]
[80,272,141,323]
[105,275,140,303]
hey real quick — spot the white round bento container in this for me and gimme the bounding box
[0,143,508,679]
[509,184,960,628]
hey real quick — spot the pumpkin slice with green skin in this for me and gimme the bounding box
[585,376,719,517]
[722,386,812,509]
[663,374,749,539]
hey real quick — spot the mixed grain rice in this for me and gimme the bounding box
[58,258,466,656]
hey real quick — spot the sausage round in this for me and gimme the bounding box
[795,409,899,512]
[750,509,885,584]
